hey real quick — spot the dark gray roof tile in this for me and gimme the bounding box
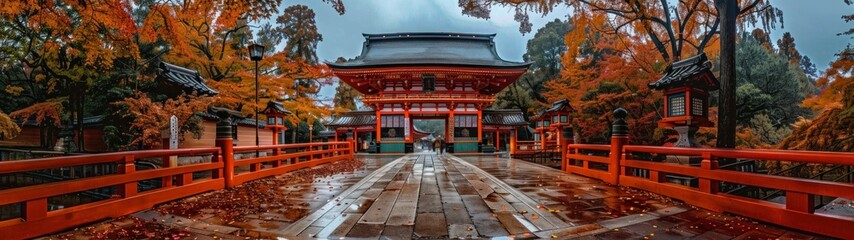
[482,109,527,126]
[327,33,531,69]
[648,53,719,90]
[158,62,219,95]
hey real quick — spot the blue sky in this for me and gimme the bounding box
[261,1,853,103]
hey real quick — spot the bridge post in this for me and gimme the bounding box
[699,152,719,194]
[215,113,235,188]
[117,155,137,197]
[560,126,573,172]
[608,108,629,185]
[509,129,516,155]
[347,129,356,159]
[161,138,172,188]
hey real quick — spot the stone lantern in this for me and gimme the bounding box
[649,53,719,147]
[262,101,292,145]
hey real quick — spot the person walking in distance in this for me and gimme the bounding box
[433,138,441,155]
[439,137,446,155]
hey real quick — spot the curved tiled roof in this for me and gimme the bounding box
[158,62,219,95]
[327,33,531,69]
[535,99,572,120]
[263,101,293,115]
[482,109,528,126]
[196,108,265,127]
[648,53,719,90]
[326,110,377,127]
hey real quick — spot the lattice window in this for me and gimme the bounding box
[668,93,686,117]
[692,97,705,116]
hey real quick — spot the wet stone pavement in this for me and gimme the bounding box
[46,153,829,239]
[459,155,828,240]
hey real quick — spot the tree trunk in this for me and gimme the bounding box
[714,0,738,149]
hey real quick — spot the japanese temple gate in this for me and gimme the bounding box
[327,33,530,153]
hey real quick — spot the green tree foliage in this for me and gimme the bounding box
[494,19,572,120]
[413,120,445,136]
[748,113,792,144]
[734,32,810,128]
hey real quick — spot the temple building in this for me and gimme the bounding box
[327,33,530,153]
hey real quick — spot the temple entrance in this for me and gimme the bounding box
[412,119,446,152]
[326,33,531,153]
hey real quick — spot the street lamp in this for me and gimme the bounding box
[248,42,265,147]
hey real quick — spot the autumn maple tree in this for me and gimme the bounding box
[460,0,781,147]
[0,0,348,150]
[539,11,665,144]
[779,46,854,152]
[0,0,138,149]
[0,111,20,140]
[114,92,211,148]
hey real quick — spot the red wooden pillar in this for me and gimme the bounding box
[477,110,483,144]
[117,155,137,197]
[509,129,517,155]
[161,138,172,188]
[495,130,500,150]
[559,126,571,172]
[376,111,382,144]
[215,115,236,188]
[608,108,629,185]
[699,152,719,194]
[786,191,815,213]
[538,118,546,151]
[448,110,454,144]
[404,105,411,144]
[22,198,47,222]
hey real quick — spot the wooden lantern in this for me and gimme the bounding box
[649,53,719,128]
[534,99,573,148]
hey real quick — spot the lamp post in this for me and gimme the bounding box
[248,43,265,147]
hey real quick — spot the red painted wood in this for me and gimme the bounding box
[0,141,354,239]
[786,191,815,214]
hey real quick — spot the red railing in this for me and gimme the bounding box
[561,142,854,239]
[0,141,354,239]
[565,144,613,181]
[231,142,353,185]
[513,141,559,155]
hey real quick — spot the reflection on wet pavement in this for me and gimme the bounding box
[460,155,830,239]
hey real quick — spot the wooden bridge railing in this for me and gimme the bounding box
[564,144,613,180]
[558,108,854,239]
[0,141,354,239]
[618,146,854,239]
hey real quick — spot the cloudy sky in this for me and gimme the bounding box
[264,1,852,101]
